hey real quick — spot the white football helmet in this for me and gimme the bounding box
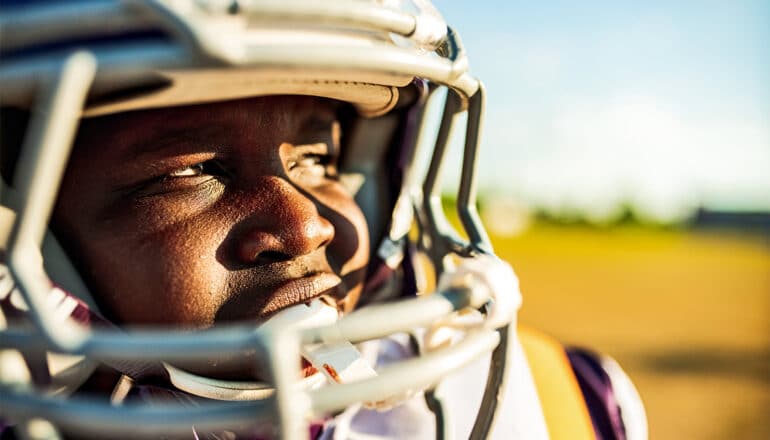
[0,1,520,438]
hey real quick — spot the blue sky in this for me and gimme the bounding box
[437,1,769,220]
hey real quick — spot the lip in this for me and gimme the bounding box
[260,272,343,317]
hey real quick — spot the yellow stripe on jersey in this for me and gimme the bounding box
[519,326,595,440]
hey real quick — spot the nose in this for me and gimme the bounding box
[236,177,335,265]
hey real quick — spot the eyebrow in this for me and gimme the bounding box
[119,124,230,162]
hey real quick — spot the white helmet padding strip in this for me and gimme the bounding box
[82,69,411,118]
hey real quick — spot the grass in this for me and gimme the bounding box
[487,223,770,439]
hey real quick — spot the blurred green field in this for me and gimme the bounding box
[489,224,770,439]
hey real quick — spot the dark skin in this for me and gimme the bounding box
[53,96,370,378]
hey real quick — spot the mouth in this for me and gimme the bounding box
[260,272,343,317]
[215,271,344,324]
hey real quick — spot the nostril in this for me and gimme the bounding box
[253,250,291,265]
[318,236,332,250]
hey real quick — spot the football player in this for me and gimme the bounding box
[0,1,646,439]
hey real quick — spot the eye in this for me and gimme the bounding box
[287,152,338,185]
[129,159,229,199]
[289,153,331,172]
[168,161,227,179]
[293,154,327,169]
[169,163,206,177]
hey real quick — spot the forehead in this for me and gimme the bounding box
[75,95,343,156]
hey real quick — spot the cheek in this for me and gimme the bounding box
[339,203,370,276]
[315,187,370,310]
[320,188,369,270]
[78,218,231,327]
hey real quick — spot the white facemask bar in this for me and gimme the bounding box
[0,1,513,439]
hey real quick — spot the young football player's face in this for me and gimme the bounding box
[54,96,369,333]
